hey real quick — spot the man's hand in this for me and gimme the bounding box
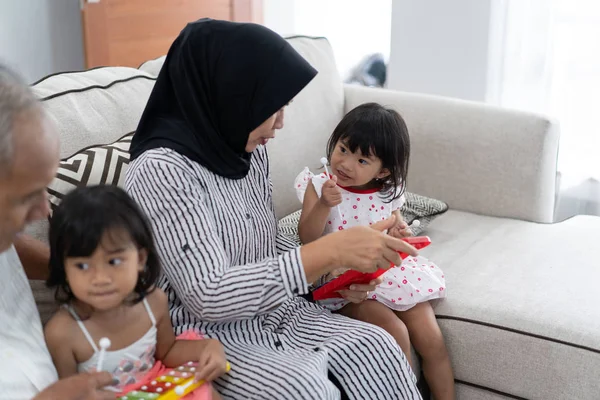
[33,372,115,400]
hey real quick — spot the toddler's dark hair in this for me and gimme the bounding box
[326,102,410,201]
[46,185,160,304]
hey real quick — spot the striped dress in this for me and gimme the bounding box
[125,146,421,400]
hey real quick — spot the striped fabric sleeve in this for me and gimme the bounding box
[127,157,309,322]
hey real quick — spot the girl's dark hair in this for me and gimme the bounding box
[326,102,410,201]
[46,185,160,304]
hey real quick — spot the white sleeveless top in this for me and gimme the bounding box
[67,298,157,390]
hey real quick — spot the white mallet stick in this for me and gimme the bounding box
[320,157,343,220]
[175,378,201,396]
[96,337,111,372]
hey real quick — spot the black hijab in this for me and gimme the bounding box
[130,19,318,179]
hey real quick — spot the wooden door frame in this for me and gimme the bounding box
[232,0,263,24]
[81,0,263,68]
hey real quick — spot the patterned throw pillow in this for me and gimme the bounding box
[47,132,134,215]
[278,192,449,245]
[400,192,449,234]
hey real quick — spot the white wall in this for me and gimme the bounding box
[0,0,84,83]
[263,0,392,81]
[387,0,495,101]
[263,0,297,37]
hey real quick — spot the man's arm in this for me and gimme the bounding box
[14,234,50,280]
[33,371,115,400]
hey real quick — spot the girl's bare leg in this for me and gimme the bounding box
[397,302,455,400]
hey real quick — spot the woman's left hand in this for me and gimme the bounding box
[337,276,384,304]
[194,339,229,382]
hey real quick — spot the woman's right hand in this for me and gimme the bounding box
[330,215,418,273]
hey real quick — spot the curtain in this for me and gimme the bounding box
[497,0,600,220]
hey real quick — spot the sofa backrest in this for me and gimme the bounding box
[27,36,344,242]
[267,37,344,218]
[33,67,156,159]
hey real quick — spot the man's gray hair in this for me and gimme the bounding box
[0,64,40,171]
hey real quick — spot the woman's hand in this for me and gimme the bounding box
[301,216,419,284]
[319,176,342,208]
[338,276,384,303]
[330,216,418,273]
[194,339,229,382]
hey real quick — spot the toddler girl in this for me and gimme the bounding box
[44,185,227,399]
[296,103,455,400]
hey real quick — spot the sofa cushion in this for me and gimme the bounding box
[138,56,165,76]
[399,192,449,234]
[26,67,156,242]
[32,67,155,160]
[343,85,559,224]
[424,210,600,398]
[47,132,134,215]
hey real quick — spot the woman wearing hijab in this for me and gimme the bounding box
[126,19,422,399]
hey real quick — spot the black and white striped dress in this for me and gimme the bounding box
[125,146,421,400]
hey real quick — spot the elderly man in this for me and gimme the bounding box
[0,64,114,399]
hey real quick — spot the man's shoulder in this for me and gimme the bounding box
[0,245,31,293]
[0,245,19,265]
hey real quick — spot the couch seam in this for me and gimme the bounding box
[437,315,600,354]
[283,35,327,41]
[39,75,157,102]
[455,379,529,400]
[31,65,110,86]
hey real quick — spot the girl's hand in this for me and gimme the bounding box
[388,212,412,238]
[194,339,228,382]
[338,276,384,303]
[328,216,418,273]
[319,176,342,208]
[388,220,413,238]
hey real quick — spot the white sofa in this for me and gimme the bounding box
[28,36,600,399]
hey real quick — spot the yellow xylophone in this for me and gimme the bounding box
[119,361,231,400]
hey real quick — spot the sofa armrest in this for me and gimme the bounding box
[344,85,559,223]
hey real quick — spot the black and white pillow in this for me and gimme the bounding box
[278,192,448,245]
[400,192,449,233]
[47,132,134,215]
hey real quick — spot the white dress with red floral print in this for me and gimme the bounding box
[295,167,446,312]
